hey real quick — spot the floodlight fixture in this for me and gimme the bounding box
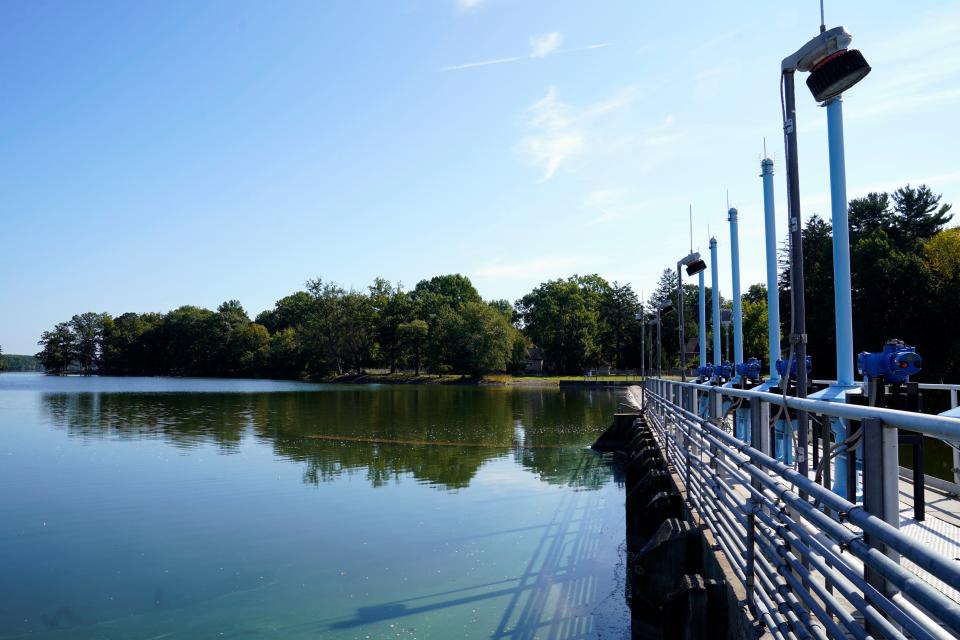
[782,26,870,104]
[679,251,707,277]
[685,259,707,277]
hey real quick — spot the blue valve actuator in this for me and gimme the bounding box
[857,340,921,383]
[775,356,812,379]
[736,357,762,381]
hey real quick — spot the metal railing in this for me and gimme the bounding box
[638,378,960,640]
[813,379,960,488]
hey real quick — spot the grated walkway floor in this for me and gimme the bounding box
[898,476,960,603]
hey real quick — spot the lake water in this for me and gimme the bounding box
[0,374,630,639]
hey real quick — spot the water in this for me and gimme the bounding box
[0,374,630,639]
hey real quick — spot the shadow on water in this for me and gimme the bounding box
[324,488,624,639]
[40,386,619,491]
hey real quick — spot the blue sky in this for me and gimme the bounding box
[1,1,958,353]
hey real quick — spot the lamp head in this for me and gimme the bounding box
[678,251,706,276]
[658,301,674,313]
[782,26,870,103]
[685,259,707,276]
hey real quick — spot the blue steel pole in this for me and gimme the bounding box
[710,237,721,368]
[808,96,860,496]
[698,271,707,369]
[728,208,744,375]
[827,97,855,387]
[761,158,781,383]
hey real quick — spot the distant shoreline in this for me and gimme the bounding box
[11,370,640,388]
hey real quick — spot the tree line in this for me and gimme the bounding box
[34,183,956,382]
[36,274,646,378]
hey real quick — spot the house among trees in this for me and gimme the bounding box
[525,346,546,374]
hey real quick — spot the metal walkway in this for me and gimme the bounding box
[630,380,960,640]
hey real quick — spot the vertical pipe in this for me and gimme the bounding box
[678,265,686,381]
[640,306,645,378]
[761,158,781,383]
[699,271,707,369]
[728,207,744,370]
[952,390,959,486]
[782,70,810,476]
[657,309,662,377]
[827,97,855,386]
[710,237,721,367]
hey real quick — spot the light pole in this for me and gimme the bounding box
[782,18,871,482]
[677,252,707,381]
[698,270,707,372]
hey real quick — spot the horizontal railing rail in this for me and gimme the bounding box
[636,378,960,640]
[657,378,960,440]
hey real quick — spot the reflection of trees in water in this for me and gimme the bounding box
[41,387,618,490]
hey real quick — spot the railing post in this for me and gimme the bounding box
[862,417,901,602]
[708,388,721,472]
[952,389,959,487]
[745,396,761,615]
[685,390,692,491]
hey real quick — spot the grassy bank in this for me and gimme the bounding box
[326,372,649,386]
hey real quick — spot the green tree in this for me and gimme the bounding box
[598,281,639,369]
[37,322,77,374]
[370,280,412,373]
[255,291,313,333]
[890,184,953,249]
[398,319,428,375]
[445,302,513,376]
[741,294,768,365]
[515,275,605,374]
[70,312,109,374]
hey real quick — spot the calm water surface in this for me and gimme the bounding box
[0,374,629,639]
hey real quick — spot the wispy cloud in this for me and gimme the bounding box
[514,86,637,180]
[455,0,484,12]
[474,254,604,278]
[582,189,650,227]
[441,33,610,72]
[442,56,524,72]
[530,32,562,58]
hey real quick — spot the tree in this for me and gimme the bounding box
[598,281,639,369]
[37,322,76,374]
[398,320,428,375]
[925,228,960,379]
[444,302,513,376]
[162,305,216,374]
[301,279,377,376]
[780,214,836,378]
[487,299,514,322]
[926,227,960,281]
[370,280,412,373]
[507,330,529,374]
[412,274,482,312]
[255,291,314,333]
[70,312,109,374]
[890,184,953,249]
[741,295,768,365]
[515,275,605,374]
